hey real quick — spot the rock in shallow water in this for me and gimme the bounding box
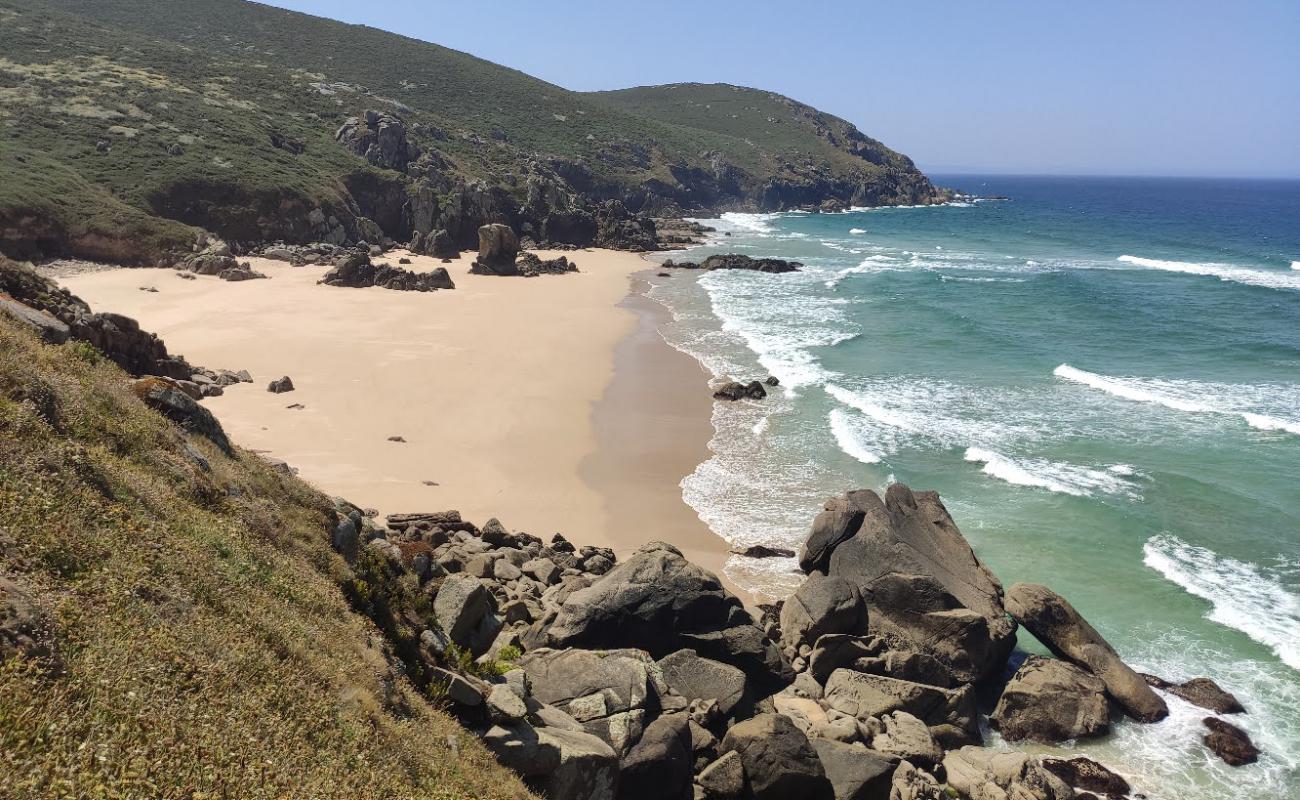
[991,655,1112,742]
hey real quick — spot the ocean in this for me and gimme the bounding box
[645,176,1300,799]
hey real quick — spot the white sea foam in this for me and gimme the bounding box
[1054,364,1300,436]
[1292,260,1300,271]
[963,447,1137,497]
[751,416,769,436]
[849,228,866,235]
[828,409,881,464]
[1144,534,1300,670]
[1118,254,1300,291]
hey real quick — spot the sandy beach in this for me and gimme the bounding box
[58,248,738,588]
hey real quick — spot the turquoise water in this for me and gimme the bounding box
[646,176,1300,798]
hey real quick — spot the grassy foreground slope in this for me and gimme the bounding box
[0,0,939,261]
[0,262,529,798]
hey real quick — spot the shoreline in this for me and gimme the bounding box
[56,248,743,597]
[581,269,751,602]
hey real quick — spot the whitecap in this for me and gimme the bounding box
[849,228,866,235]
[1054,364,1300,437]
[1117,254,1300,292]
[829,408,882,464]
[1143,534,1300,670]
[962,446,1137,497]
[1292,261,1299,271]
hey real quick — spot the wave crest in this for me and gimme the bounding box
[1118,254,1300,291]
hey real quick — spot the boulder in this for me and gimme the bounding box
[487,683,528,725]
[267,376,295,393]
[536,726,620,800]
[991,655,1111,742]
[547,542,789,692]
[942,747,1074,800]
[864,711,941,767]
[779,572,868,649]
[730,545,795,559]
[807,634,885,684]
[821,486,1016,683]
[1005,583,1168,722]
[433,574,501,657]
[888,762,943,800]
[471,224,521,275]
[822,669,979,748]
[1141,674,1245,714]
[657,649,751,722]
[862,573,1002,686]
[1040,757,1130,797]
[518,647,659,754]
[719,714,833,800]
[812,739,896,800]
[712,380,767,401]
[669,254,802,273]
[696,750,745,798]
[130,377,233,454]
[482,722,561,776]
[799,495,867,574]
[618,713,693,800]
[1202,717,1259,766]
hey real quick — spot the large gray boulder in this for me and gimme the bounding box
[889,762,944,800]
[482,722,561,776]
[618,713,693,800]
[1005,583,1168,723]
[808,485,1016,682]
[991,655,1111,742]
[696,750,745,798]
[865,573,1004,686]
[547,542,789,692]
[518,647,661,754]
[0,297,71,343]
[433,574,501,657]
[719,714,834,800]
[942,747,1074,800]
[823,669,979,748]
[812,740,896,800]
[657,649,751,722]
[863,711,941,767]
[537,726,620,800]
[779,572,867,650]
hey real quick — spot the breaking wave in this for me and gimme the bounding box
[962,447,1137,497]
[1054,365,1300,436]
[1144,534,1300,670]
[1118,254,1300,291]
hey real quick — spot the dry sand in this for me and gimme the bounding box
[59,249,739,589]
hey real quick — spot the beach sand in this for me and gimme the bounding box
[59,249,740,592]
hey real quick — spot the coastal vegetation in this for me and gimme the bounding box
[0,0,941,263]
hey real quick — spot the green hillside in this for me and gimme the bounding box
[0,0,942,262]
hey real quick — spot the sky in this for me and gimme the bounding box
[262,1,1300,178]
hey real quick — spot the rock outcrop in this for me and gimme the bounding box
[335,110,421,172]
[1141,673,1245,714]
[720,714,834,800]
[1005,583,1168,722]
[471,224,521,275]
[516,252,578,277]
[320,251,454,291]
[1202,717,1259,766]
[664,254,802,273]
[799,486,1016,684]
[130,377,233,454]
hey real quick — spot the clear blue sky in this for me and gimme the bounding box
[263,0,1299,178]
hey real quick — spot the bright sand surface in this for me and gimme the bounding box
[59,249,739,593]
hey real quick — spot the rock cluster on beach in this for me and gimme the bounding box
[319,251,455,292]
[303,477,1259,800]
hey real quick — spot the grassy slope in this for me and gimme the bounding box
[592,82,920,175]
[0,0,933,259]
[0,272,530,798]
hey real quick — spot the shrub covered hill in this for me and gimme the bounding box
[0,0,945,264]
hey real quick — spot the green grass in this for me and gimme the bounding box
[0,0,936,261]
[0,274,532,799]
